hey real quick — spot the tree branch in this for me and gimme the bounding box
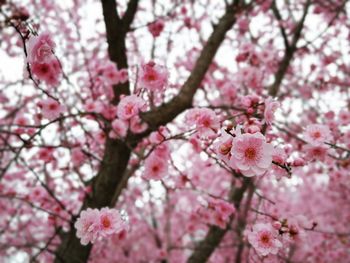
[187,178,252,263]
[140,2,241,131]
[268,0,311,97]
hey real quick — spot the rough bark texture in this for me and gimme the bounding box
[54,0,242,262]
[54,0,137,261]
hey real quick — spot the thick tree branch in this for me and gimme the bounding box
[187,178,251,263]
[122,0,139,32]
[54,1,140,262]
[101,0,139,103]
[140,2,241,130]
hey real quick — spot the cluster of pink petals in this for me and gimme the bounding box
[117,95,146,121]
[37,98,64,120]
[99,62,128,85]
[214,128,233,162]
[139,62,168,91]
[230,132,273,177]
[110,119,128,138]
[186,108,220,137]
[190,197,235,229]
[303,124,332,145]
[247,223,282,256]
[264,98,280,125]
[143,144,170,181]
[27,33,55,64]
[148,20,165,37]
[27,33,61,86]
[206,197,235,228]
[75,207,128,245]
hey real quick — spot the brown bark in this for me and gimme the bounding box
[54,0,241,262]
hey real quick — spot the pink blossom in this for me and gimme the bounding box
[31,59,61,86]
[27,33,55,64]
[214,129,233,162]
[143,153,168,180]
[148,20,165,37]
[37,147,55,162]
[304,144,329,161]
[209,198,235,222]
[117,95,145,120]
[186,108,220,137]
[139,62,168,91]
[101,62,120,85]
[98,208,126,238]
[75,208,100,245]
[247,223,282,256]
[264,98,280,125]
[110,119,128,138]
[303,124,332,145]
[338,110,350,125]
[118,69,129,84]
[38,98,64,120]
[230,132,273,176]
[129,116,148,134]
[72,148,85,167]
[75,208,128,245]
[84,100,103,113]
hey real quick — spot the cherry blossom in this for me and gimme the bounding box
[117,95,145,120]
[304,124,332,146]
[247,223,282,256]
[186,108,220,137]
[139,61,168,91]
[230,132,273,176]
[27,32,55,63]
[75,208,128,245]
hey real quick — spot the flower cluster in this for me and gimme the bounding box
[143,143,170,181]
[216,129,274,177]
[186,108,220,137]
[27,33,61,86]
[75,207,129,245]
[139,62,168,92]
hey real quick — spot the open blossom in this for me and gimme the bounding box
[117,95,145,120]
[186,108,220,137]
[303,124,332,145]
[139,62,168,91]
[230,132,273,176]
[98,208,127,238]
[247,223,282,256]
[38,98,64,120]
[27,33,55,64]
[101,62,129,85]
[75,208,100,245]
[304,144,329,161]
[75,207,128,245]
[214,129,233,162]
[143,153,168,180]
[110,119,128,138]
[338,110,350,125]
[264,98,280,125]
[31,59,61,86]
